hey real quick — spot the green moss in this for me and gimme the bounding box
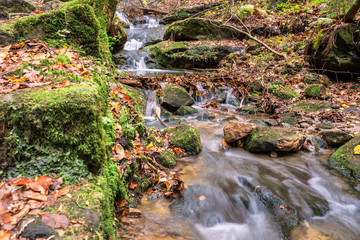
[121,85,148,115]
[156,149,177,168]
[291,100,330,112]
[268,84,299,100]
[237,4,255,19]
[55,54,72,65]
[330,136,360,181]
[175,106,198,116]
[164,125,202,154]
[305,84,326,98]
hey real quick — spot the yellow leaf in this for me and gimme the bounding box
[354,145,360,155]
[146,142,154,149]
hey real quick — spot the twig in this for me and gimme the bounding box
[154,108,167,128]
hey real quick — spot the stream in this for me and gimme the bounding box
[114,12,360,240]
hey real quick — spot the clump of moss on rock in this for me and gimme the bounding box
[268,84,299,100]
[305,84,327,98]
[175,106,198,116]
[329,136,360,182]
[156,149,177,168]
[164,125,202,154]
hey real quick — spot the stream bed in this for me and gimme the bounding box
[114,12,360,240]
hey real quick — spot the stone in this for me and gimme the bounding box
[42,0,63,11]
[222,116,237,122]
[160,85,195,112]
[246,127,306,153]
[197,112,216,120]
[300,122,311,128]
[156,149,177,168]
[329,135,360,181]
[0,29,13,45]
[20,220,56,240]
[303,135,320,153]
[264,119,278,126]
[175,106,198,116]
[239,105,258,114]
[164,125,202,154]
[270,151,278,158]
[122,85,148,115]
[303,73,330,87]
[223,122,256,144]
[268,84,299,100]
[248,119,267,127]
[163,3,221,23]
[305,84,327,98]
[280,117,298,126]
[163,18,245,41]
[320,130,353,147]
[0,0,36,13]
[128,208,142,217]
[160,108,172,118]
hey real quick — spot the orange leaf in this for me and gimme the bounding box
[125,152,131,158]
[123,95,130,101]
[57,187,70,197]
[0,230,10,240]
[28,176,54,194]
[199,195,206,201]
[61,79,71,88]
[129,182,137,190]
[27,193,48,202]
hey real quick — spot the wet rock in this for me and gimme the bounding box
[0,0,36,14]
[164,125,202,154]
[270,151,278,158]
[316,136,328,149]
[320,130,353,147]
[264,119,278,126]
[197,111,216,120]
[330,135,360,182]
[156,149,177,168]
[128,208,142,217]
[246,127,306,153]
[223,122,256,144]
[20,220,56,240]
[280,117,298,126]
[163,18,245,41]
[222,116,237,122]
[255,186,300,236]
[122,85,148,114]
[239,105,258,114]
[160,85,195,112]
[175,106,198,116]
[305,84,327,99]
[315,123,334,130]
[248,119,267,127]
[82,209,100,228]
[303,135,320,153]
[300,122,311,128]
[160,108,172,118]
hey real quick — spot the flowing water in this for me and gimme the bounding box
[115,13,360,240]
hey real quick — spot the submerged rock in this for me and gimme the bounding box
[163,18,245,41]
[329,136,360,182]
[223,122,256,144]
[164,125,202,154]
[246,127,306,153]
[175,106,198,116]
[160,84,195,112]
[320,130,353,147]
[197,111,216,120]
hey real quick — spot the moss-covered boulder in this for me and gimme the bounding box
[160,84,195,112]
[175,106,198,116]
[305,84,327,98]
[0,0,36,14]
[165,125,202,154]
[144,41,242,69]
[246,127,305,153]
[163,3,221,23]
[0,84,109,179]
[156,149,177,168]
[305,24,360,78]
[320,130,353,147]
[163,18,245,41]
[303,73,330,86]
[122,85,147,115]
[268,84,299,100]
[329,136,360,181]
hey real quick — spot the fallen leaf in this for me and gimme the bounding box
[125,152,131,158]
[57,187,70,197]
[129,182,137,190]
[199,195,206,201]
[0,230,10,240]
[10,204,30,225]
[354,145,360,155]
[41,213,69,229]
[27,193,48,202]
[28,176,54,194]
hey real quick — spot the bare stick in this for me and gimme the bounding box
[154,108,168,128]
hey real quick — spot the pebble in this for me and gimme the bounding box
[270,151,278,158]
[128,208,142,217]
[300,122,311,128]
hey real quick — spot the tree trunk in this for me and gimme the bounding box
[345,0,360,22]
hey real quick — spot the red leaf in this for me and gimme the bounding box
[129,182,137,190]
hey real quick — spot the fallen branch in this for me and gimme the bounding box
[139,7,169,15]
[154,108,168,128]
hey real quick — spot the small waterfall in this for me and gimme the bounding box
[225,88,234,105]
[145,90,160,119]
[195,83,208,103]
[124,39,144,50]
[115,11,134,29]
[142,15,160,28]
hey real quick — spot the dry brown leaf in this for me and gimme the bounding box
[28,176,54,194]
[10,204,30,225]
[0,230,10,240]
[27,193,48,202]
[41,213,69,229]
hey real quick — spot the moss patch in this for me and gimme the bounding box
[175,106,198,116]
[305,84,326,98]
[164,125,202,154]
[268,84,299,100]
[156,149,177,168]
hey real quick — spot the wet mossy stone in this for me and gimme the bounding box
[268,84,299,100]
[164,125,202,154]
[280,117,298,126]
[0,29,13,45]
[144,41,242,69]
[305,23,360,79]
[160,107,172,118]
[0,0,36,13]
[0,84,108,178]
[320,130,353,147]
[303,73,330,87]
[305,84,327,98]
[160,84,195,112]
[329,136,360,182]
[156,149,177,168]
[163,18,246,41]
[11,1,114,66]
[175,106,198,116]
[20,220,56,240]
[239,105,258,114]
[246,127,305,153]
[248,119,267,127]
[122,84,147,115]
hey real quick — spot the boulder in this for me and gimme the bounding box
[0,0,36,13]
[246,127,306,153]
[156,149,177,168]
[163,3,221,23]
[122,85,147,115]
[163,18,245,41]
[268,84,299,100]
[144,41,244,69]
[329,136,360,181]
[0,29,13,45]
[248,119,267,127]
[197,112,216,120]
[304,84,327,98]
[305,23,360,78]
[223,122,256,144]
[175,106,198,116]
[160,84,195,112]
[164,125,202,154]
[320,130,353,147]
